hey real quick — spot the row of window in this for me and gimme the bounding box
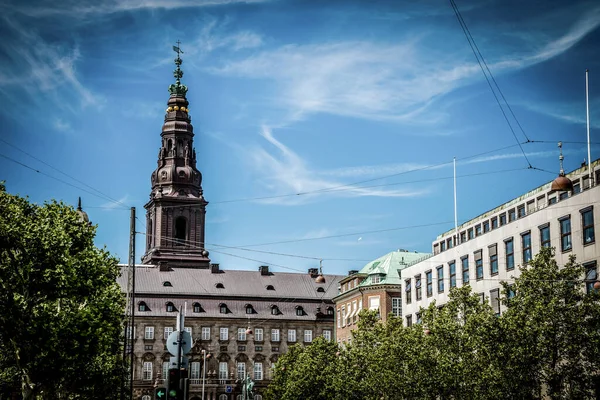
[139,301,334,316]
[141,360,268,382]
[141,326,330,342]
[337,296,403,328]
[434,176,597,254]
[407,208,595,304]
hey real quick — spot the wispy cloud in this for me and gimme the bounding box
[53,118,73,133]
[5,0,270,18]
[207,7,599,125]
[518,98,600,129]
[101,194,130,210]
[0,18,104,112]
[248,125,429,205]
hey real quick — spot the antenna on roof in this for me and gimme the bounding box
[585,69,593,187]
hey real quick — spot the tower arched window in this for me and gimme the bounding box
[174,217,187,246]
[167,139,173,153]
[147,219,153,249]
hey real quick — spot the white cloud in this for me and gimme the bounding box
[101,194,130,210]
[248,125,429,205]
[53,118,73,133]
[208,7,600,124]
[7,0,270,18]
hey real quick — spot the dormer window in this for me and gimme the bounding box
[295,306,304,316]
[317,287,325,293]
[216,283,225,289]
[166,302,176,312]
[326,306,334,316]
[245,304,254,314]
[271,305,280,315]
[193,302,203,313]
[371,274,382,284]
[163,281,172,287]
[266,285,275,291]
[138,301,149,312]
[219,303,228,314]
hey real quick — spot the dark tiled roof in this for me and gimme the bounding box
[118,264,343,300]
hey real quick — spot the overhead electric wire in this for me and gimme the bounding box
[449,0,532,168]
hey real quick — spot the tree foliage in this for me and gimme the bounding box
[0,184,126,399]
[267,247,600,400]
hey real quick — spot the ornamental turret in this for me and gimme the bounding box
[142,42,210,268]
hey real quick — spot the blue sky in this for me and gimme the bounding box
[1,0,599,276]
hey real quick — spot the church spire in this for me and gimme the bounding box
[142,42,210,269]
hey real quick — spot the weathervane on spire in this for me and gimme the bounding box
[169,40,188,96]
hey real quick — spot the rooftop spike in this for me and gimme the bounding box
[551,142,573,192]
[169,41,188,96]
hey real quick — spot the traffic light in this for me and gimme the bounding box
[167,368,180,400]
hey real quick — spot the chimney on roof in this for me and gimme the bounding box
[210,263,220,274]
[348,270,358,276]
[259,265,269,276]
[308,268,319,278]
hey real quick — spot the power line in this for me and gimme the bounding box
[449,0,532,168]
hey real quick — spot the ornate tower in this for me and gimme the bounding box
[142,44,210,268]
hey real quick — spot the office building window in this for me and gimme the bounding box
[304,330,313,343]
[142,361,152,381]
[201,327,210,341]
[392,297,402,317]
[254,328,263,342]
[405,279,412,304]
[499,213,506,226]
[521,231,532,264]
[489,244,498,275]
[559,216,572,251]
[508,209,516,222]
[585,262,598,294]
[406,315,412,327]
[461,257,469,285]
[323,329,332,341]
[254,363,263,380]
[483,221,490,233]
[238,328,247,341]
[581,207,595,244]
[145,326,154,340]
[460,231,466,243]
[468,228,474,240]
[416,313,422,325]
[475,250,483,280]
[559,191,569,201]
[415,275,422,300]
[440,241,446,252]
[271,329,280,342]
[573,182,581,194]
[505,238,514,270]
[490,288,500,316]
[219,362,228,380]
[475,224,482,236]
[437,266,444,293]
[517,205,526,218]
[426,270,433,297]
[491,217,498,229]
[449,261,456,288]
[539,224,551,248]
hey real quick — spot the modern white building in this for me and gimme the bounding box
[401,160,600,324]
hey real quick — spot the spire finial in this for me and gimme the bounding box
[558,141,565,176]
[169,41,188,96]
[77,196,82,211]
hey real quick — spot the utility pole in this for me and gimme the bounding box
[122,207,136,400]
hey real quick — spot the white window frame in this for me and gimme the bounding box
[368,296,380,310]
[142,361,153,381]
[323,329,331,341]
[191,361,201,379]
[220,327,229,341]
[145,326,154,340]
[164,327,173,340]
[254,362,263,380]
[392,297,402,317]
[304,329,313,343]
[288,329,296,342]
[254,328,263,341]
[219,362,228,380]
[237,328,246,341]
[162,361,169,380]
[271,329,280,342]
[201,326,211,341]
[237,362,246,379]
[184,326,192,337]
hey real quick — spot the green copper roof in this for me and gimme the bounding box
[358,249,432,287]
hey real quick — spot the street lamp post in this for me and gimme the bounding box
[201,349,207,400]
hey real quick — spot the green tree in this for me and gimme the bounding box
[499,246,600,399]
[0,184,126,399]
